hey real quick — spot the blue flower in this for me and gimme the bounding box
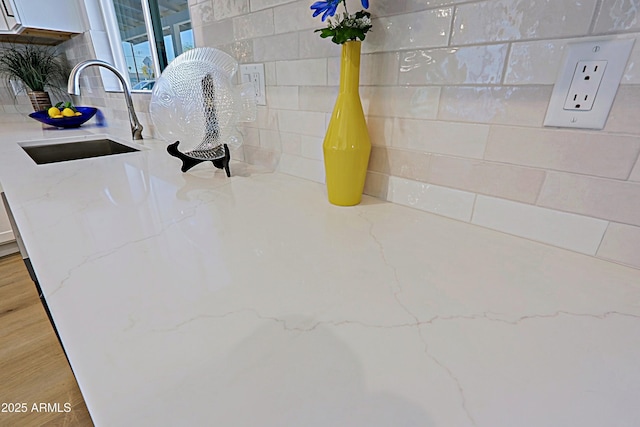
[310,0,340,21]
[361,0,369,8]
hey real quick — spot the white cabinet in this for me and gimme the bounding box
[0,0,85,37]
[0,0,18,32]
[0,201,14,245]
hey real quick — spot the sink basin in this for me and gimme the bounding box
[21,138,139,164]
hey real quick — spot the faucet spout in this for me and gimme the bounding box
[68,59,143,140]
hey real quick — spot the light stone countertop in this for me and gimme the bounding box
[1,119,640,427]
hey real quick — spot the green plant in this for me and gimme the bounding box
[312,0,372,45]
[0,44,68,93]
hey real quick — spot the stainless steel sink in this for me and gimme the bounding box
[21,138,139,164]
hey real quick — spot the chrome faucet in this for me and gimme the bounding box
[68,59,143,140]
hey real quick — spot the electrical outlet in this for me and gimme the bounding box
[544,37,635,129]
[563,60,607,111]
[239,63,266,105]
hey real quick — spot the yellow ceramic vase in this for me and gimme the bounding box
[323,40,371,206]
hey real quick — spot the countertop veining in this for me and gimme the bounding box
[0,120,639,426]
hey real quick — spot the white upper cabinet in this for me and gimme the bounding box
[1,0,85,37]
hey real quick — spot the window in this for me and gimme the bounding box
[104,0,193,90]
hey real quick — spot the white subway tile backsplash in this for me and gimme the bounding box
[472,195,609,255]
[485,126,640,179]
[429,156,546,204]
[253,33,298,62]
[399,45,508,85]
[505,40,566,85]
[273,1,318,34]
[233,8,274,40]
[213,0,249,20]
[392,118,489,158]
[299,31,342,59]
[388,176,475,222]
[597,223,640,269]
[366,116,394,147]
[361,86,440,120]
[277,110,327,137]
[604,85,640,134]
[300,135,324,160]
[438,86,551,127]
[451,0,598,45]
[594,0,640,33]
[537,172,640,227]
[249,0,292,12]
[299,86,339,113]
[190,0,215,27]
[360,52,401,86]
[278,153,325,183]
[630,156,640,182]
[363,8,453,54]
[276,58,327,86]
[266,86,298,110]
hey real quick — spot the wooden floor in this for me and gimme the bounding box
[0,254,93,427]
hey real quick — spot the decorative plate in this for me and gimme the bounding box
[149,48,256,159]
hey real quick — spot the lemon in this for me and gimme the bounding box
[48,107,61,118]
[53,114,64,118]
[62,108,76,117]
[74,112,82,116]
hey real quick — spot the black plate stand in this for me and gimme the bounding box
[167,141,231,177]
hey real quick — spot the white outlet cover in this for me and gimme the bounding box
[239,63,266,106]
[543,37,635,130]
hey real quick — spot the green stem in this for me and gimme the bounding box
[342,0,348,16]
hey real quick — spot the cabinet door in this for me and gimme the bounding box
[0,200,15,245]
[0,0,18,32]
[12,0,84,33]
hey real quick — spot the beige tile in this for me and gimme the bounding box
[299,31,342,60]
[299,86,339,113]
[399,45,508,85]
[190,0,215,27]
[278,153,325,183]
[279,132,301,155]
[388,176,476,222]
[300,135,324,160]
[264,61,276,85]
[429,156,546,204]
[253,33,299,62]
[630,156,640,182]
[214,0,249,20]
[361,86,440,120]
[366,116,394,147]
[597,223,640,269]
[537,172,640,227]
[363,171,389,200]
[392,118,489,158]
[266,86,298,110]
[594,0,640,33]
[276,58,327,86]
[623,37,640,84]
[472,195,609,255]
[451,0,598,45]
[369,146,431,182]
[363,8,453,54]
[249,0,292,11]
[200,19,235,46]
[277,110,326,137]
[241,126,260,147]
[360,52,401,86]
[505,39,567,85]
[485,126,640,179]
[604,85,640,134]
[273,0,318,33]
[222,40,254,63]
[233,8,274,40]
[259,129,282,151]
[438,86,551,127]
